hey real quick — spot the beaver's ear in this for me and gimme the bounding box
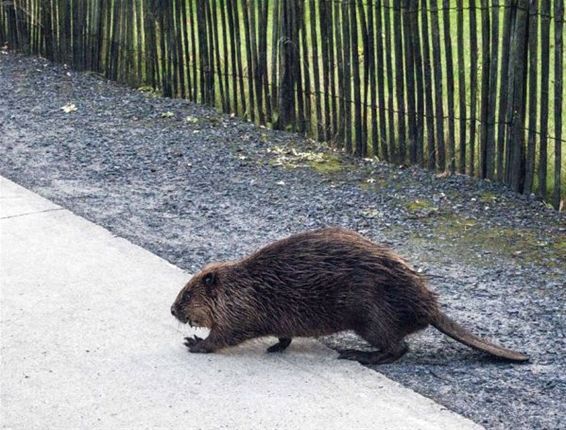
[202,272,217,296]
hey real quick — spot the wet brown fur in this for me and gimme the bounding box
[171,228,528,364]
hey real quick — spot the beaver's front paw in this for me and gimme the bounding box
[184,335,213,353]
[183,335,203,349]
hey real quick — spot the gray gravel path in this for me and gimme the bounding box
[1,52,565,429]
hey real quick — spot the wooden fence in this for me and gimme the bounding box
[1,0,564,208]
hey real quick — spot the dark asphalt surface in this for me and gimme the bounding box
[1,52,565,429]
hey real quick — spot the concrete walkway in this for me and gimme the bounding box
[1,176,480,429]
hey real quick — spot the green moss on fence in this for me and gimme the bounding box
[416,212,566,268]
[267,144,344,175]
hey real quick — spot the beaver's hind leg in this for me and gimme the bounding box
[337,343,408,365]
[337,317,409,365]
[267,337,292,353]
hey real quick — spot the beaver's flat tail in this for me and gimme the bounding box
[432,312,529,362]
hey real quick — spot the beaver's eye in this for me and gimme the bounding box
[203,273,215,286]
[183,290,192,302]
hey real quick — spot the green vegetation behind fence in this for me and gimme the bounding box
[1,0,564,207]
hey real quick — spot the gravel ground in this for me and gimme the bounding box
[1,52,565,429]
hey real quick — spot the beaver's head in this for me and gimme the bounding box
[171,263,224,328]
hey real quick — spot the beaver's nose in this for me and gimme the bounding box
[170,306,177,317]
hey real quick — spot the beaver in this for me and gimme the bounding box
[171,227,529,364]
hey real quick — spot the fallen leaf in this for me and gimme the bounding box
[61,103,77,113]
